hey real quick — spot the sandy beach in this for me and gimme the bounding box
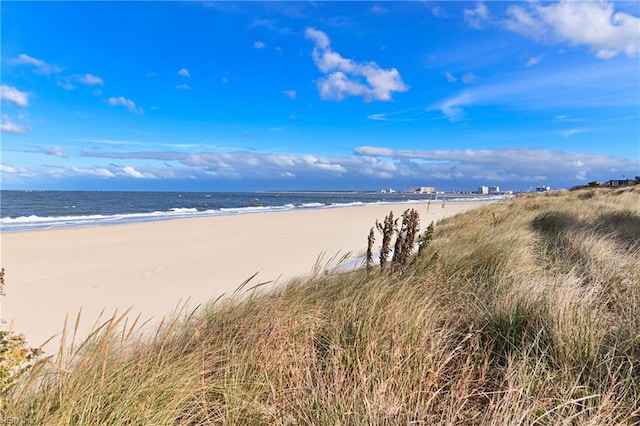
[1,200,492,350]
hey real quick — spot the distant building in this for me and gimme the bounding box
[478,186,489,195]
[536,186,551,192]
[606,179,633,187]
[488,186,500,194]
[414,186,436,194]
[380,188,396,193]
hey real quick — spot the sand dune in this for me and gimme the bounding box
[1,200,492,350]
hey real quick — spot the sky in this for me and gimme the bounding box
[1,1,639,192]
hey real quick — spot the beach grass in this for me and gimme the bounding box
[1,186,639,424]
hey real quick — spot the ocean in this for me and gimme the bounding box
[0,190,501,232]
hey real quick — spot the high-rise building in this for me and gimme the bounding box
[414,186,436,194]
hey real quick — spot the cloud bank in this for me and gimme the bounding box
[4,144,633,190]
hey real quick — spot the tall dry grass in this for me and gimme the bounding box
[1,186,639,424]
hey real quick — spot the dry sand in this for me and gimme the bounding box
[1,200,493,350]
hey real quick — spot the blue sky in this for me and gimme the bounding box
[1,1,639,192]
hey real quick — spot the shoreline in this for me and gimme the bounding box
[1,199,496,350]
[0,194,504,233]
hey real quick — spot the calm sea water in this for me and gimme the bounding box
[0,190,501,232]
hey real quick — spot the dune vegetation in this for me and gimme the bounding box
[1,186,639,425]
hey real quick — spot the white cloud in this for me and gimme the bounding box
[305,27,330,50]
[316,72,363,101]
[178,68,191,77]
[367,113,400,121]
[435,93,473,120]
[44,146,68,158]
[1,85,29,107]
[461,72,479,84]
[504,1,640,59]
[526,56,542,67]
[0,163,34,178]
[354,146,395,157]
[430,5,448,18]
[595,49,618,60]
[12,53,61,74]
[123,166,148,178]
[253,41,266,49]
[561,128,585,138]
[371,5,388,15]
[267,154,296,167]
[504,5,546,39]
[57,73,104,91]
[305,27,408,102]
[1,114,30,134]
[176,83,191,90]
[367,113,386,121]
[555,115,586,123]
[76,73,104,85]
[366,111,414,122]
[302,155,347,173]
[6,143,69,157]
[106,96,143,114]
[445,72,478,84]
[71,167,116,178]
[13,53,47,68]
[464,2,490,29]
[445,72,457,83]
[3,161,173,182]
[57,79,75,90]
[0,164,17,173]
[540,1,639,58]
[283,90,296,99]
